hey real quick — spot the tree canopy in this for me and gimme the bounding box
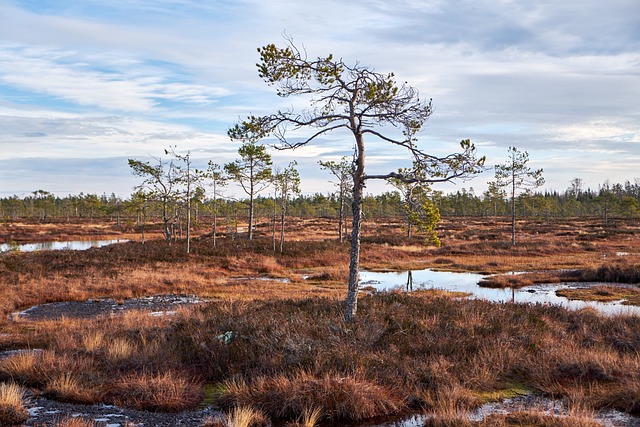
[229,37,485,321]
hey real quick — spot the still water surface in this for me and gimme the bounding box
[0,239,128,253]
[359,269,640,316]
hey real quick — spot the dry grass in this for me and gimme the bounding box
[225,406,269,427]
[174,293,640,421]
[80,330,105,352]
[108,371,203,412]
[0,382,28,426]
[4,217,640,424]
[0,350,53,387]
[290,406,323,427]
[44,372,99,404]
[104,337,137,364]
[4,216,640,325]
[221,371,403,421]
[556,285,640,304]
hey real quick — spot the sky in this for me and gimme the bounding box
[0,0,639,199]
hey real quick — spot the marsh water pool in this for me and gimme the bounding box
[0,239,128,253]
[359,269,640,316]
[357,397,640,427]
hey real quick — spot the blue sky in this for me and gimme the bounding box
[0,0,639,198]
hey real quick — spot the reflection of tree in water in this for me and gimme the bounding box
[406,270,413,291]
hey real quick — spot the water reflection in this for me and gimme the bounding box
[355,397,640,427]
[0,239,128,253]
[353,414,426,427]
[359,269,640,316]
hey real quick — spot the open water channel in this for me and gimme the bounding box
[0,239,128,253]
[360,269,640,316]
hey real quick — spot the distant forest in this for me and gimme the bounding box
[1,178,639,223]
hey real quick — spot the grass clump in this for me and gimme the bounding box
[0,350,49,387]
[289,406,323,427]
[556,285,640,305]
[108,371,202,412]
[44,372,99,404]
[0,382,28,426]
[220,371,403,421]
[580,264,640,284]
[226,405,269,427]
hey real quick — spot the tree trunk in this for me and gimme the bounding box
[344,135,365,322]
[186,162,191,255]
[248,191,254,240]
[338,191,344,243]
[234,206,238,239]
[213,192,218,248]
[511,197,516,245]
[141,208,146,244]
[511,172,516,245]
[186,197,191,254]
[162,198,171,242]
[280,196,286,253]
[272,188,277,251]
[213,213,217,247]
[345,180,363,322]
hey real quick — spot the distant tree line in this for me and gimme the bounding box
[2,178,639,225]
[435,178,640,221]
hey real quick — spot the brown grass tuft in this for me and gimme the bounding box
[220,371,404,421]
[0,350,52,387]
[105,336,136,361]
[288,406,323,427]
[0,382,29,426]
[226,405,269,427]
[108,371,202,412]
[44,372,100,404]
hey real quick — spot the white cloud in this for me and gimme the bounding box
[0,0,638,196]
[0,45,232,113]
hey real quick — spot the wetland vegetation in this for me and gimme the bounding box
[1,215,640,426]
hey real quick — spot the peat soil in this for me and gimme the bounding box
[24,396,219,427]
[10,294,209,321]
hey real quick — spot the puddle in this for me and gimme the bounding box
[23,398,218,426]
[229,277,291,283]
[357,395,640,427]
[0,348,43,360]
[359,269,640,316]
[0,239,128,253]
